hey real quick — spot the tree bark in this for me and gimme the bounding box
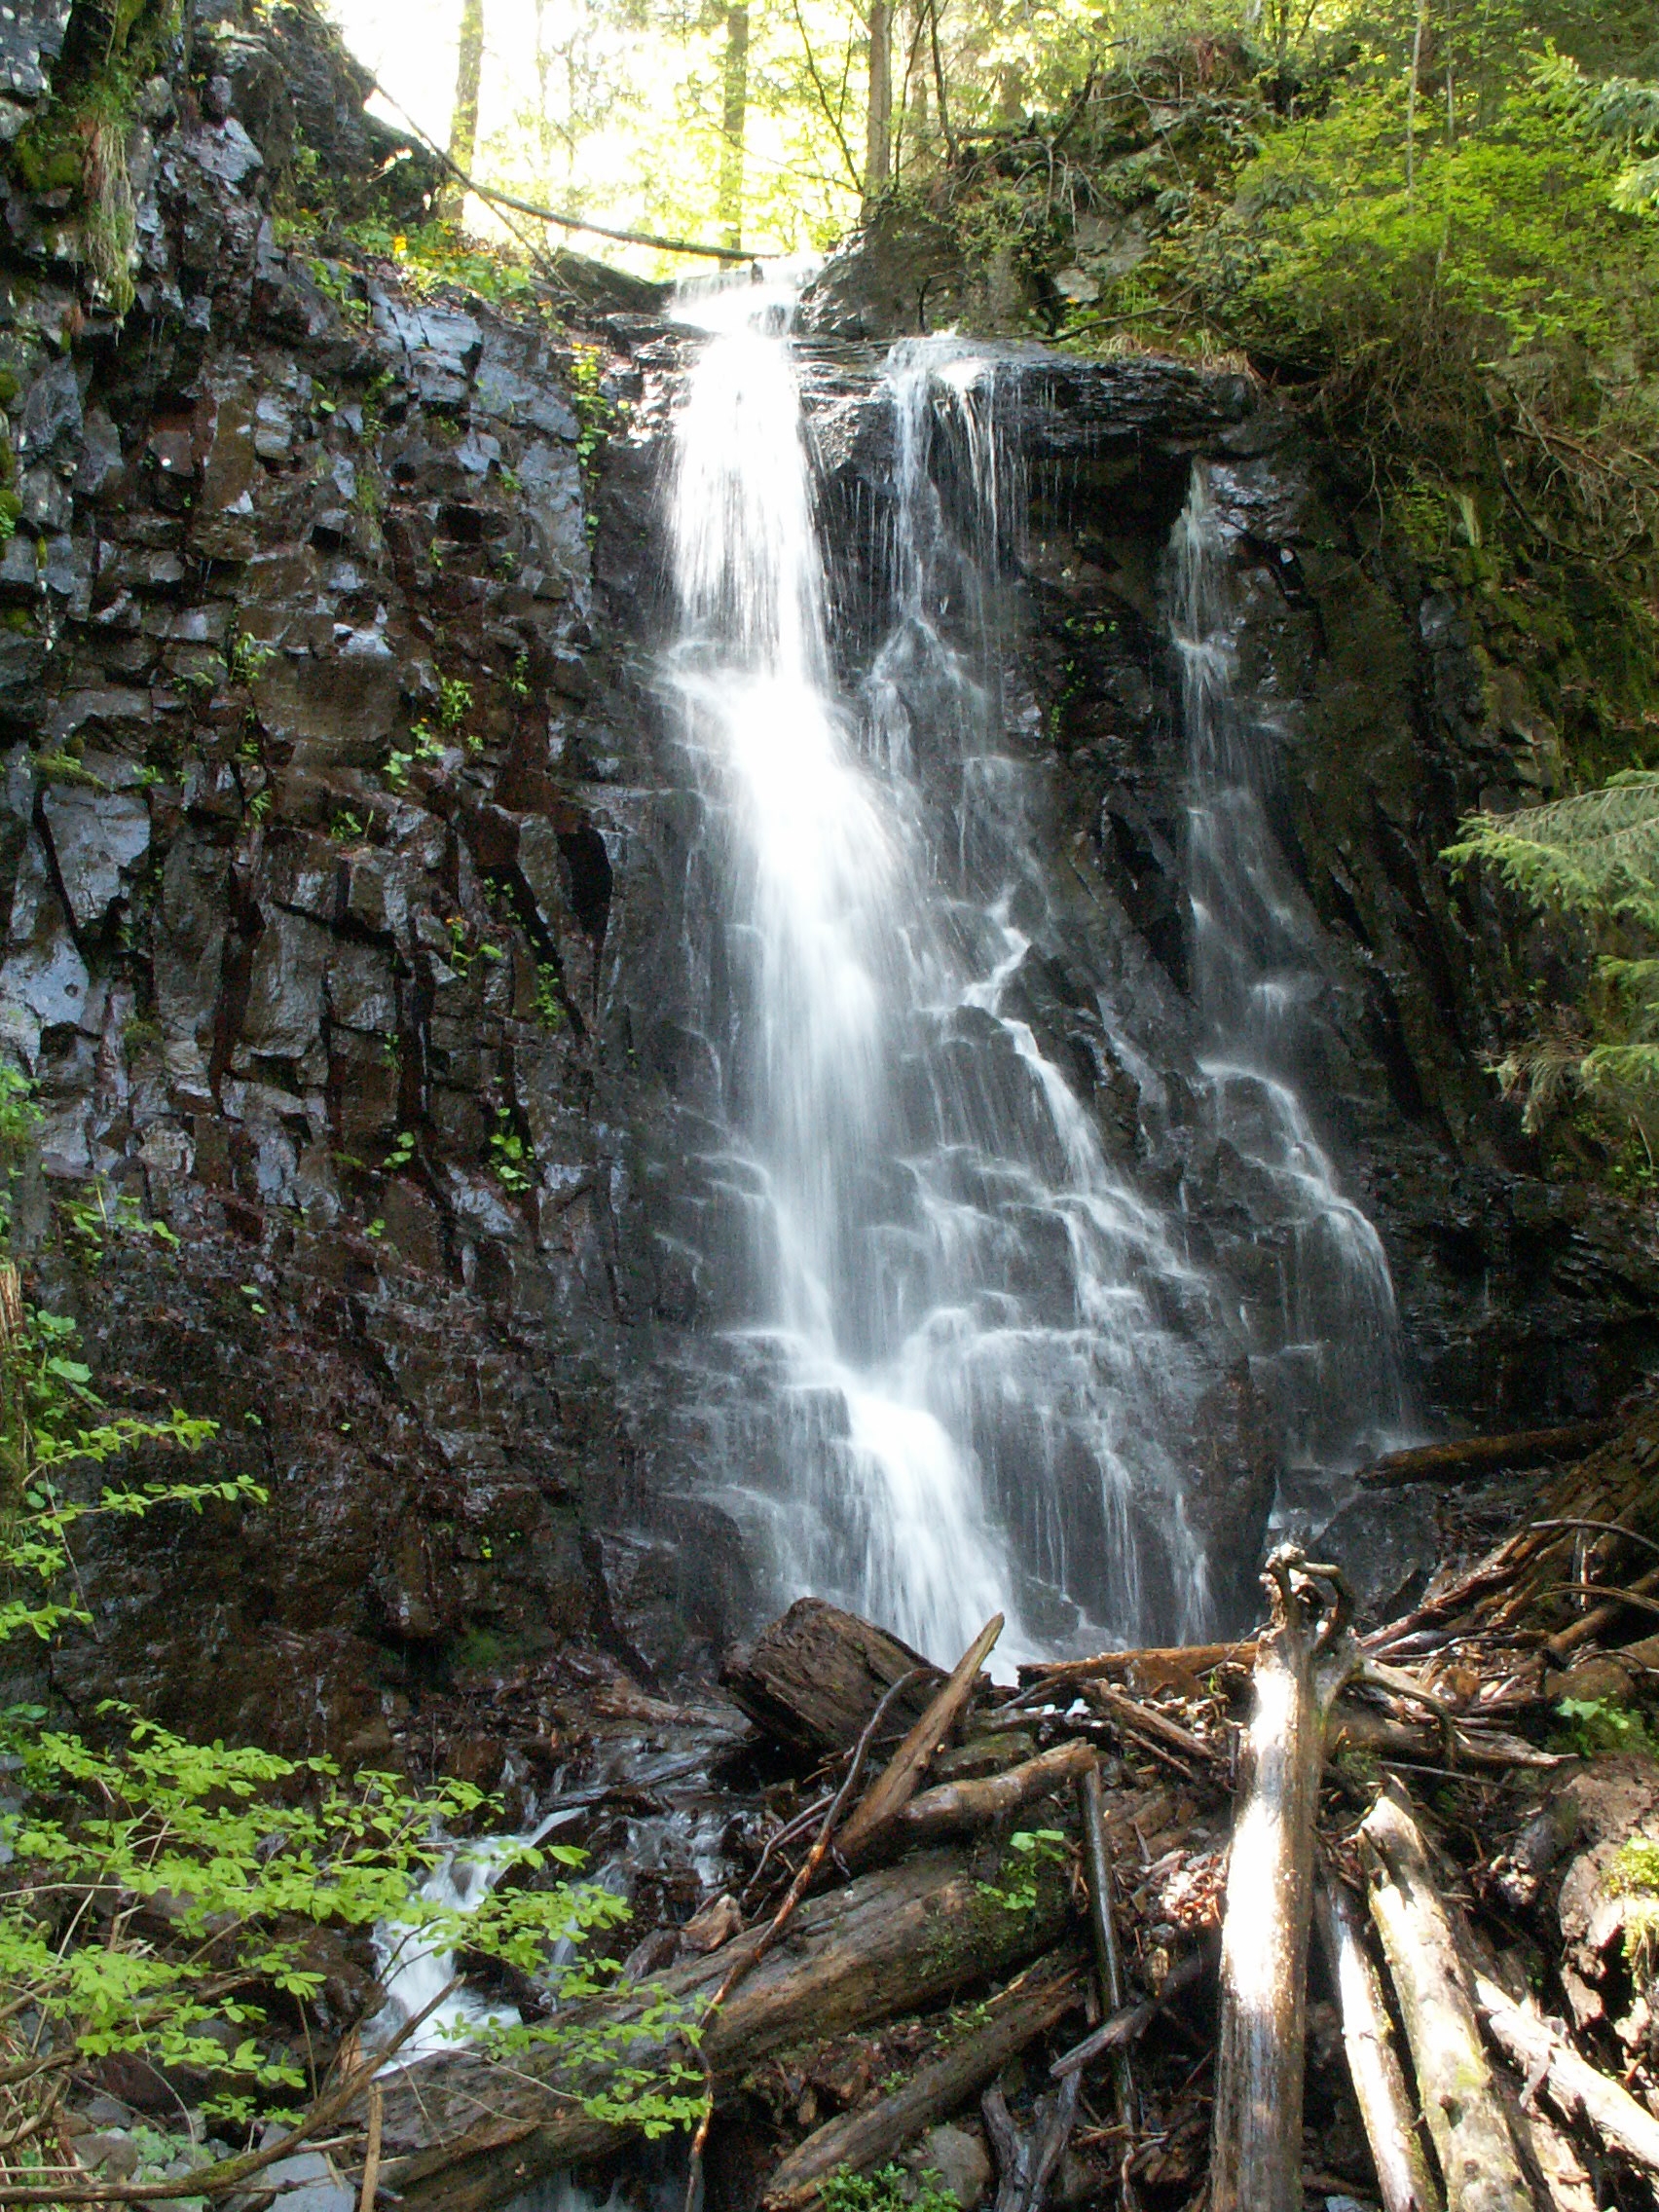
[442,0,486,220]
[720,1600,940,1755]
[891,1739,1093,1847]
[1359,1787,1536,2211]
[1314,1871,1442,2212]
[838,1613,1001,1862]
[376,1847,1069,2212]
[1475,1972,1659,2177]
[718,4,749,251]
[761,1954,1083,2207]
[1355,1423,1612,1491]
[864,0,892,204]
[1210,1548,1360,2212]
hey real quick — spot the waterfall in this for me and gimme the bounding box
[1172,466,1411,1493]
[660,300,1224,1661]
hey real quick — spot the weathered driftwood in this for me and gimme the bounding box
[1548,1562,1659,1659]
[839,1614,1003,1862]
[760,1953,1084,2208]
[1355,1422,1614,1491]
[1475,1972,1659,2177]
[1328,1700,1561,1772]
[892,1739,1095,1847]
[1077,1760,1137,2169]
[1314,1871,1442,2212]
[1050,1945,1207,2078]
[1359,1787,1535,2212]
[720,1599,940,1754]
[376,1849,1070,2212]
[1080,1681,1219,1769]
[983,2074,1082,2212]
[1210,1549,1360,2212]
[1013,1642,1255,1695]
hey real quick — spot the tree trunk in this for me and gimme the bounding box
[1355,1423,1612,1490]
[1210,1549,1359,2212]
[1314,1871,1442,2212]
[442,0,486,218]
[838,1613,1001,1862]
[1475,1972,1659,2177]
[864,0,892,205]
[718,4,749,252]
[376,1847,1071,2212]
[889,1739,1092,1849]
[762,1954,1083,2207]
[1360,1787,1536,2211]
[720,1599,940,1755]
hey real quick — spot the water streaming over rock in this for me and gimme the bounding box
[1171,465,1412,1493]
[657,302,1233,1660]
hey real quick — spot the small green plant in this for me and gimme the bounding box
[239,1280,268,1318]
[384,749,412,790]
[822,2166,959,2212]
[332,809,367,843]
[977,1827,1068,1914]
[228,633,276,687]
[1556,1695,1657,1759]
[490,1108,534,1193]
[438,675,474,730]
[535,964,567,1032]
[509,651,531,700]
[248,787,273,821]
[385,1129,416,1171]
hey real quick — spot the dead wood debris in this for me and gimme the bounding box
[344,1411,1659,2211]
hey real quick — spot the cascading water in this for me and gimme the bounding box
[660,299,1228,1659]
[1171,467,1411,1498]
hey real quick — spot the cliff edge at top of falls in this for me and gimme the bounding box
[0,0,1655,1777]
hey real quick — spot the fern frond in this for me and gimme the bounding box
[1493,1036,1588,1132]
[1612,155,1659,215]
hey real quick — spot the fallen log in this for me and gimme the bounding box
[1360,1786,1535,2211]
[839,1615,1003,1862]
[1050,1945,1208,2077]
[1013,1643,1255,1696]
[1077,1758,1136,2162]
[983,2074,1081,2212]
[1547,1562,1659,1658]
[1210,1549,1360,2212]
[1315,1870,1442,2212]
[892,1740,1095,1848]
[1329,1700,1562,1772]
[1355,1422,1614,1491]
[720,1600,941,1755]
[1080,1681,1220,1770]
[376,1848,1071,2212]
[760,1953,1084,2208]
[1475,1972,1659,2179]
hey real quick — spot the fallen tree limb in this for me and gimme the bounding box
[1077,1758,1137,2168]
[1080,1681,1220,1770]
[721,1600,940,1755]
[839,1614,1003,1862]
[892,1740,1095,1846]
[1355,1423,1615,1491]
[683,1668,924,2209]
[983,2074,1081,2212]
[1547,1562,1659,1659]
[1050,1945,1208,2078]
[1210,1548,1361,2212]
[1475,1972,1659,2178]
[1329,1699,1562,1771]
[1315,1869,1442,2212]
[1360,1786,1535,2210]
[1011,1643,1254,1699]
[760,1953,1084,2207]
[375,1849,1071,2212]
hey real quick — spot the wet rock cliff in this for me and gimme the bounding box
[3,1,1655,1762]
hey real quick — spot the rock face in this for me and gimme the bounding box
[3,0,1654,1753]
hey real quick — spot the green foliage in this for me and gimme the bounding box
[976,1827,1068,1913]
[822,2166,960,2212]
[1555,1694,1656,1757]
[228,634,276,687]
[1448,774,1659,1126]
[438,675,474,731]
[490,1108,535,1192]
[1535,45,1659,213]
[535,964,568,1032]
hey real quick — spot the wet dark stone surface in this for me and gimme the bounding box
[2,4,1654,1749]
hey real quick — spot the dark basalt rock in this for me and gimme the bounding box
[0,0,1650,1757]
